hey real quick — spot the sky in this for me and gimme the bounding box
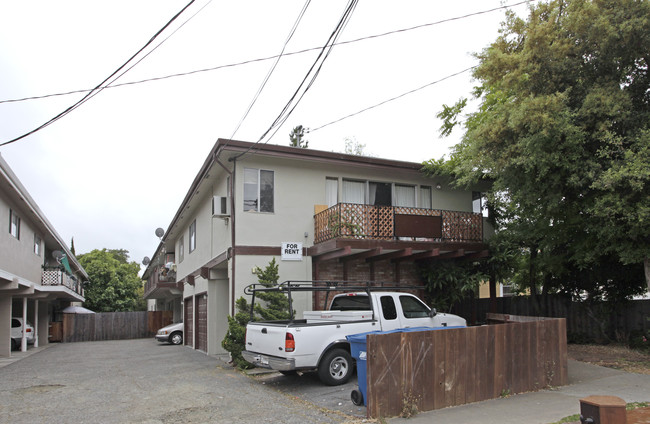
[0,0,535,272]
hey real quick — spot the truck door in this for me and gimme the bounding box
[378,295,402,331]
[396,294,438,328]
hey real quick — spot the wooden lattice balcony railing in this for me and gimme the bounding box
[314,203,483,244]
[42,267,83,296]
[144,266,177,298]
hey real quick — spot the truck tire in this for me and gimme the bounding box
[318,348,353,386]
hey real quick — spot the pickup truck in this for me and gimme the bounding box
[241,281,466,385]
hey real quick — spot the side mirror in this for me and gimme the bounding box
[428,308,437,318]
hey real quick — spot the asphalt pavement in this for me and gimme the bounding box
[1,340,649,424]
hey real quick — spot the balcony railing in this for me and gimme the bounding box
[144,266,177,298]
[42,267,84,296]
[314,203,483,244]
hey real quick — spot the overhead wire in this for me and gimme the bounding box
[307,66,477,133]
[0,1,531,106]
[228,0,359,162]
[0,0,199,147]
[229,0,312,140]
[255,0,359,144]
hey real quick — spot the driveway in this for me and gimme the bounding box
[3,339,649,424]
[0,339,361,423]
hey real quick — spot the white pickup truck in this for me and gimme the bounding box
[241,282,466,385]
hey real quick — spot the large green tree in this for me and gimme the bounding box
[430,0,649,301]
[77,249,145,312]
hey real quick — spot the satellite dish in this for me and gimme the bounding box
[142,256,151,266]
[52,250,64,260]
[155,228,164,238]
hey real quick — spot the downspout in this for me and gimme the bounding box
[215,149,236,315]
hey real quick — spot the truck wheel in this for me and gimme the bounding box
[318,348,353,386]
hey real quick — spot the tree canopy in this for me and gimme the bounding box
[428,0,650,301]
[77,249,146,312]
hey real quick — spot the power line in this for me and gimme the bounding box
[0,0,199,147]
[230,0,359,161]
[229,0,312,140]
[257,0,359,144]
[307,66,477,133]
[0,1,531,106]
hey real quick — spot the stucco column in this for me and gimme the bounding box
[33,300,38,348]
[38,300,49,347]
[0,296,11,358]
[21,297,27,352]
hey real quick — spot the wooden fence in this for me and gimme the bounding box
[451,295,650,343]
[61,311,173,343]
[364,315,567,418]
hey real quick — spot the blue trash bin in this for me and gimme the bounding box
[347,331,379,406]
[347,326,466,406]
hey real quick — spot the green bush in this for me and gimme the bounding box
[221,258,292,369]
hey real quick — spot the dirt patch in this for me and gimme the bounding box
[568,344,650,375]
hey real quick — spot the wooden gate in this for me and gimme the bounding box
[195,294,208,352]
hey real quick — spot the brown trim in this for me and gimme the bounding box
[219,139,424,172]
[464,250,490,260]
[340,248,383,262]
[313,246,352,262]
[308,238,487,257]
[187,275,195,286]
[234,246,282,256]
[200,267,210,280]
[439,249,465,259]
[368,248,413,263]
[397,248,440,263]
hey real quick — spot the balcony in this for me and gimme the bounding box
[314,203,484,244]
[143,265,180,300]
[42,267,84,296]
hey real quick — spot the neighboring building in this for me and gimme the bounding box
[0,153,87,357]
[142,139,492,355]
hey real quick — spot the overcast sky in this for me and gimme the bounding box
[0,0,534,272]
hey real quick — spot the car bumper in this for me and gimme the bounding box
[242,351,296,371]
[155,334,170,343]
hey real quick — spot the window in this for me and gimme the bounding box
[325,178,338,207]
[330,295,371,311]
[394,184,416,207]
[420,186,432,209]
[473,191,488,216]
[369,182,392,206]
[342,180,365,204]
[189,220,196,253]
[380,296,397,320]
[244,168,274,212]
[9,209,20,239]
[399,295,431,318]
[179,236,184,263]
[34,234,41,256]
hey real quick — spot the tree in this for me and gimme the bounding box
[289,125,309,148]
[430,0,650,301]
[221,258,291,369]
[77,249,145,312]
[344,137,368,156]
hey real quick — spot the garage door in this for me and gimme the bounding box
[195,294,207,352]
[184,296,193,347]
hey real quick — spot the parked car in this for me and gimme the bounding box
[11,317,35,350]
[155,322,183,345]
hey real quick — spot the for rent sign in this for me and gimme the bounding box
[281,242,303,261]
